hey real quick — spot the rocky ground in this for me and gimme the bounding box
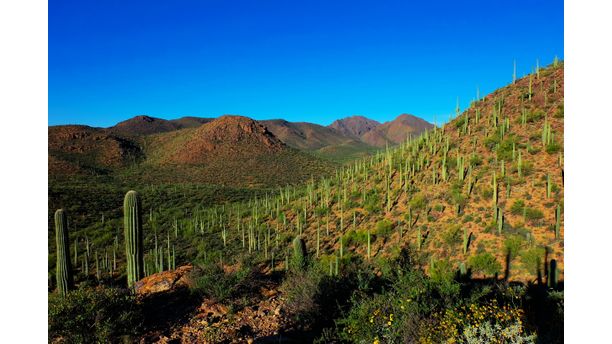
[135,265,306,343]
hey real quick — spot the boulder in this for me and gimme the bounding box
[134,265,193,296]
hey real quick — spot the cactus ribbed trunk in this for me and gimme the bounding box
[55,209,73,296]
[124,190,144,288]
[292,236,307,270]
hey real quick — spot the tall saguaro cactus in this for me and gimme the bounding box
[292,236,307,270]
[55,209,73,296]
[124,190,144,288]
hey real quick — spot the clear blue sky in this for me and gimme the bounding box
[49,0,563,127]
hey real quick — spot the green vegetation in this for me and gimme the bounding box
[375,219,393,236]
[49,286,142,342]
[468,253,502,276]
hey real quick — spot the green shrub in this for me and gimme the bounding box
[520,247,545,276]
[429,259,458,290]
[364,189,382,214]
[526,109,545,123]
[455,116,467,129]
[504,235,524,260]
[345,229,371,246]
[524,207,544,224]
[546,142,562,154]
[190,262,252,302]
[48,286,142,343]
[280,268,325,326]
[442,224,463,247]
[484,135,500,151]
[469,154,483,166]
[481,187,493,199]
[376,219,393,237]
[409,193,427,211]
[314,206,328,216]
[468,253,502,276]
[462,214,474,223]
[337,268,449,342]
[497,138,517,161]
[510,199,525,215]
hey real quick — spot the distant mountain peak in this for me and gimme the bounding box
[328,116,381,138]
[109,115,177,136]
[360,114,434,147]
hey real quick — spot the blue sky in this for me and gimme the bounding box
[49,0,563,127]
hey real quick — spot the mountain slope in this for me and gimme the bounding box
[360,113,434,147]
[48,125,143,176]
[260,119,352,150]
[169,116,214,129]
[140,115,335,186]
[108,115,180,136]
[49,116,335,187]
[183,62,564,284]
[328,115,381,138]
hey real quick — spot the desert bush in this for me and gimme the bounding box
[511,199,525,215]
[520,247,545,276]
[422,300,535,343]
[468,253,502,277]
[190,262,252,302]
[463,321,536,343]
[281,263,362,329]
[497,137,518,161]
[524,207,544,224]
[526,109,545,123]
[504,235,524,260]
[442,224,463,247]
[376,219,393,237]
[344,229,371,246]
[409,193,427,211]
[280,268,324,326]
[546,142,562,154]
[469,154,483,166]
[364,189,382,214]
[337,268,446,343]
[48,286,143,343]
[554,104,564,118]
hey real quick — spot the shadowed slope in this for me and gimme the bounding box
[48,125,143,175]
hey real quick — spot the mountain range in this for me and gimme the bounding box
[48,113,433,187]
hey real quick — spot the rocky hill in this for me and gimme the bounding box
[48,125,143,175]
[108,115,181,136]
[186,62,564,284]
[259,119,352,151]
[361,113,435,147]
[328,115,381,138]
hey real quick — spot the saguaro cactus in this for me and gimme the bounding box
[555,204,561,239]
[55,209,73,296]
[292,236,307,270]
[124,190,144,288]
[463,228,470,255]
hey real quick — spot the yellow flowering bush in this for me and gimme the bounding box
[419,300,534,343]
